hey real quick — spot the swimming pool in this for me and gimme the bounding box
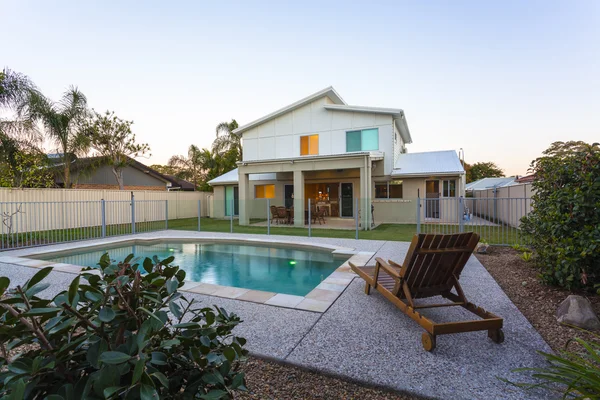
[40,241,349,296]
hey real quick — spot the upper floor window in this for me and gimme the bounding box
[255,184,275,199]
[442,180,456,197]
[300,134,319,156]
[346,128,379,152]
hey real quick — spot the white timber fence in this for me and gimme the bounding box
[0,188,211,250]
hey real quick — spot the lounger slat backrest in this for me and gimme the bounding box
[399,232,479,298]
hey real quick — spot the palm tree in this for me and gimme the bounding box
[212,119,241,165]
[0,68,39,141]
[19,86,90,188]
[168,144,204,191]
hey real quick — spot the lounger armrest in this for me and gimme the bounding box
[375,257,401,279]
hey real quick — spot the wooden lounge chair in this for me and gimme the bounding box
[349,232,504,351]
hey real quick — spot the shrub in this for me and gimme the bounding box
[0,253,248,399]
[521,141,600,290]
[506,336,600,399]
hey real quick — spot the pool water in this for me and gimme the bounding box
[41,242,348,296]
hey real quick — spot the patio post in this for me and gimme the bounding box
[308,198,311,237]
[416,195,421,234]
[267,198,270,235]
[293,170,305,227]
[230,199,233,233]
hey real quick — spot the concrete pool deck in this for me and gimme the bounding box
[0,231,551,399]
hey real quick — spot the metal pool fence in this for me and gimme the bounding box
[0,195,533,250]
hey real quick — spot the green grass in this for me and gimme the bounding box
[0,217,525,250]
[171,217,524,245]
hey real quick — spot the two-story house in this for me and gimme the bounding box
[208,87,465,229]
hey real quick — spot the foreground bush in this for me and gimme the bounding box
[0,253,248,399]
[507,336,600,399]
[521,141,600,290]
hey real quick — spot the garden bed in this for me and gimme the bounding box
[236,357,418,400]
[476,246,600,351]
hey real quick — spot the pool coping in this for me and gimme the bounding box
[0,235,374,313]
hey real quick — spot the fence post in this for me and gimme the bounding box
[355,197,359,240]
[230,199,234,233]
[101,199,106,238]
[459,196,464,233]
[165,200,168,230]
[267,198,270,235]
[308,198,311,238]
[416,195,421,234]
[131,194,136,234]
[198,199,201,232]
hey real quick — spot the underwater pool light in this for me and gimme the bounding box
[289,260,296,265]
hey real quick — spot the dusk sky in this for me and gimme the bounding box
[2,1,598,175]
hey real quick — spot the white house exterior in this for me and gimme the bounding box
[208,87,465,229]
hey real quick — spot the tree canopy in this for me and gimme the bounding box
[85,110,150,190]
[465,161,504,183]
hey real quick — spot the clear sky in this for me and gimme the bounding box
[2,1,598,175]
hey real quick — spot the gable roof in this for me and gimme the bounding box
[391,150,464,177]
[323,104,412,144]
[465,177,516,191]
[232,86,347,136]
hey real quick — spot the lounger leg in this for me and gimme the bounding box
[365,282,371,295]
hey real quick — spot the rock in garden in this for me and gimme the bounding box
[556,295,600,331]
[476,243,489,254]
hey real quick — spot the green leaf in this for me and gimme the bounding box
[151,371,169,388]
[103,386,125,398]
[223,347,236,362]
[22,307,62,316]
[68,275,80,305]
[124,254,134,264]
[202,371,224,386]
[8,378,26,400]
[160,256,174,265]
[137,307,164,324]
[98,307,116,323]
[150,352,167,366]
[169,301,182,319]
[140,384,159,400]
[132,359,145,384]
[199,389,227,400]
[24,266,53,290]
[231,372,245,389]
[85,291,103,302]
[166,278,178,294]
[0,276,10,296]
[143,258,153,274]
[172,322,200,329]
[25,282,51,297]
[98,351,131,365]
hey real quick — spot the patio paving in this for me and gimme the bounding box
[0,231,551,399]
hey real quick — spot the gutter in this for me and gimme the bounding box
[236,152,381,166]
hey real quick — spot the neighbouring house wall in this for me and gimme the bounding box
[242,96,396,175]
[0,188,211,233]
[466,183,533,227]
[65,165,168,189]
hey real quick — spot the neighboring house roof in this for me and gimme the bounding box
[323,104,412,144]
[465,177,516,191]
[164,174,196,191]
[207,168,277,186]
[515,174,535,184]
[391,150,464,177]
[47,154,184,188]
[233,87,346,136]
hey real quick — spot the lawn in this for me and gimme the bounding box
[0,217,525,250]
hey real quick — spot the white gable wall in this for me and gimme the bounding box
[242,95,395,174]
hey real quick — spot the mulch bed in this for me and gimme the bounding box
[475,246,600,351]
[236,357,418,400]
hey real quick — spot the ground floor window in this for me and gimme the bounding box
[375,180,403,199]
[442,180,456,197]
[255,184,275,199]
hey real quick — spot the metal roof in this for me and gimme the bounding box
[391,150,465,177]
[207,168,277,186]
[465,177,516,191]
